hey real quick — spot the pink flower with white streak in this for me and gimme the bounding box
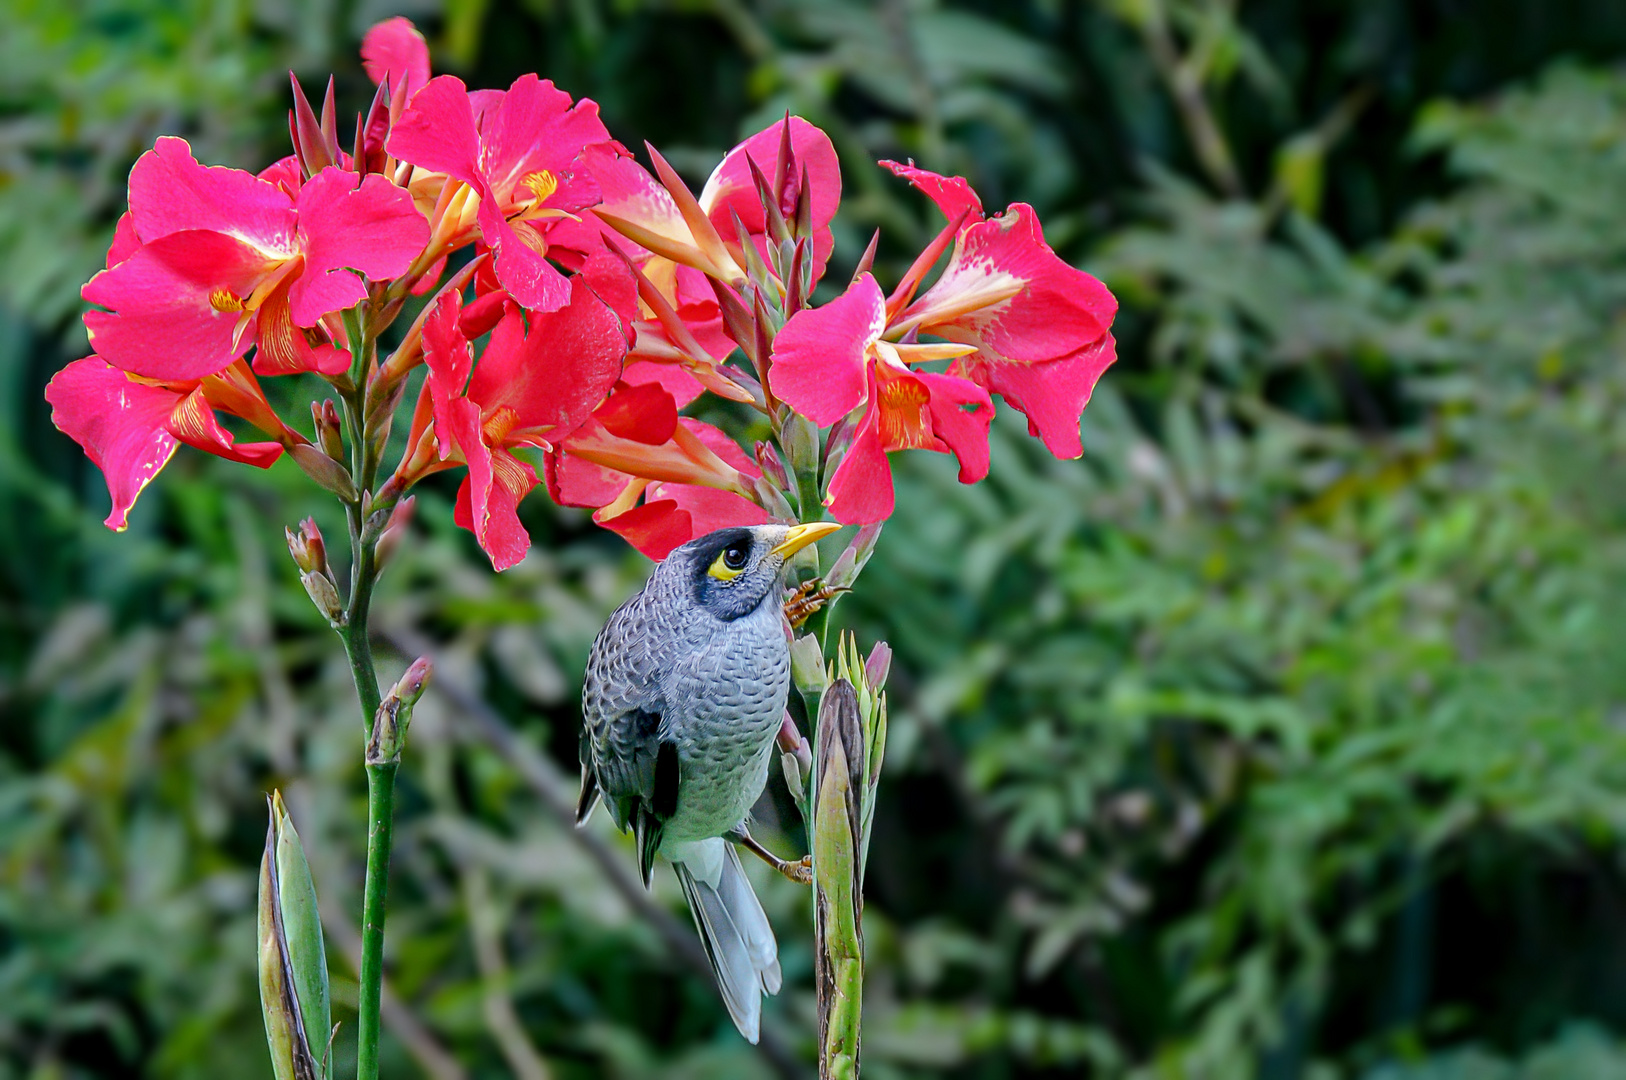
[882,161,1117,459]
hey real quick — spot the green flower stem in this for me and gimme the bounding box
[339,311,396,1080]
[355,757,397,1080]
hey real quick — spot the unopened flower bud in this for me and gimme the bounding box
[288,442,358,501]
[391,656,433,708]
[779,411,820,478]
[286,518,329,577]
[755,441,791,491]
[827,523,882,591]
[751,476,796,523]
[369,656,432,765]
[300,570,346,630]
[312,399,344,463]
[373,496,415,573]
[864,640,893,694]
[790,632,827,697]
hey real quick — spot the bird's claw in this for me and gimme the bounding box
[784,578,849,629]
[732,830,814,886]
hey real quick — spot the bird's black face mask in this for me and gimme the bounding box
[683,527,785,622]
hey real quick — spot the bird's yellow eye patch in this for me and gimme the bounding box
[707,541,750,582]
[707,554,743,582]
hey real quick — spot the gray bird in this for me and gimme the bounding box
[576,521,840,1042]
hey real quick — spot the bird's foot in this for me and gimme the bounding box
[784,578,849,629]
[732,829,814,886]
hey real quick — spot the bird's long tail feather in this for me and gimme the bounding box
[673,840,781,1043]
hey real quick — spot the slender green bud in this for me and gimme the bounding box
[259,791,330,1080]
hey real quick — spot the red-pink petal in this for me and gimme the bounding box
[954,334,1117,459]
[422,290,475,462]
[165,386,284,467]
[388,75,483,186]
[578,251,638,345]
[622,360,704,409]
[477,201,573,311]
[581,143,688,253]
[880,160,984,223]
[361,17,431,101]
[702,116,841,278]
[467,274,626,441]
[479,75,609,211]
[258,155,303,199]
[768,272,882,426]
[917,370,994,483]
[82,230,276,380]
[128,137,295,252]
[596,499,696,561]
[543,445,631,509]
[680,417,761,479]
[290,167,428,326]
[594,380,677,445]
[455,449,538,571]
[663,483,775,527]
[823,404,894,525]
[45,357,179,530]
[905,204,1116,363]
[107,213,140,268]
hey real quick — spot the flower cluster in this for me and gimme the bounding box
[49,17,1117,569]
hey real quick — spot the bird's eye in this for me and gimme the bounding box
[707,540,752,582]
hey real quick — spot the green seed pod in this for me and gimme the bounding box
[258,791,330,1080]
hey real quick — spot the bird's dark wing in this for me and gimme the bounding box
[579,587,684,880]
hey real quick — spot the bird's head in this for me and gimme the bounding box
[673,522,842,621]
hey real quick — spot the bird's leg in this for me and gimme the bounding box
[783,578,849,630]
[729,826,813,885]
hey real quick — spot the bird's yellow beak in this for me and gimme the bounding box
[770,521,841,560]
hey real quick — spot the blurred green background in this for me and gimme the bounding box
[8,1,1626,1077]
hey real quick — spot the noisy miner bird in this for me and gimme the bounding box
[576,521,842,1043]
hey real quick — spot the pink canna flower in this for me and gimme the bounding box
[545,381,774,559]
[45,357,297,530]
[387,73,612,312]
[418,275,627,571]
[769,273,995,524]
[881,160,1118,459]
[82,138,428,382]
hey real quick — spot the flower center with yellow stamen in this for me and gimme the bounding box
[876,366,934,451]
[523,170,558,205]
[210,289,246,313]
[483,406,519,444]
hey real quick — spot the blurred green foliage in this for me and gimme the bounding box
[7,1,1626,1078]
